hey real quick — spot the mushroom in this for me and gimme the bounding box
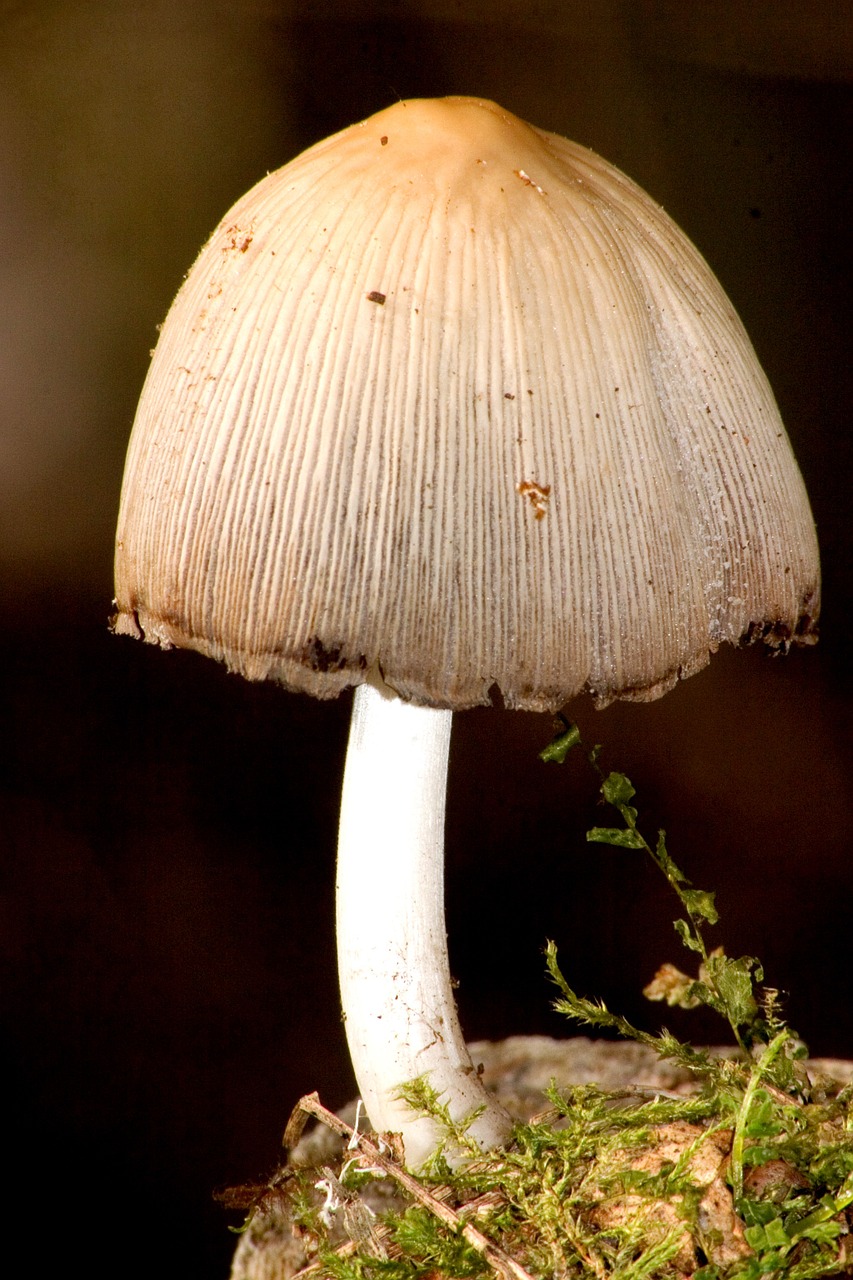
[113,97,820,1167]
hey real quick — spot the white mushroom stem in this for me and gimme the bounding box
[336,678,513,1168]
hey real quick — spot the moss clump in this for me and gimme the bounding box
[226,726,853,1280]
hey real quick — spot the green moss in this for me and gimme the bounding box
[234,725,852,1280]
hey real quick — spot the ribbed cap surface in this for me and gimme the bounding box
[114,97,819,711]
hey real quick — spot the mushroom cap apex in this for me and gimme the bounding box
[357,95,543,155]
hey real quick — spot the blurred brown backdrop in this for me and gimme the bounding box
[1,3,850,1276]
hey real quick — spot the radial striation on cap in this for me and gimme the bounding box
[114,97,820,712]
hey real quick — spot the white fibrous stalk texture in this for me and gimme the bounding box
[336,682,512,1166]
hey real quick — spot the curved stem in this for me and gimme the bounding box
[336,678,513,1168]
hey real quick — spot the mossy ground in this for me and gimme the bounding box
[225,726,853,1280]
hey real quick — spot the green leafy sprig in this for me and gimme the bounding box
[541,722,793,1060]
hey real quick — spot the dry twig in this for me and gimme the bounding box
[289,1092,535,1280]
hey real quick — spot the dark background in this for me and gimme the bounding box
[1,3,850,1276]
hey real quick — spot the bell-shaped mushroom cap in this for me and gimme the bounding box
[114,96,819,712]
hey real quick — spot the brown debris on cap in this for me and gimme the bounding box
[114,96,820,712]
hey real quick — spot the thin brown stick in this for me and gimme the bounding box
[290,1092,535,1280]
